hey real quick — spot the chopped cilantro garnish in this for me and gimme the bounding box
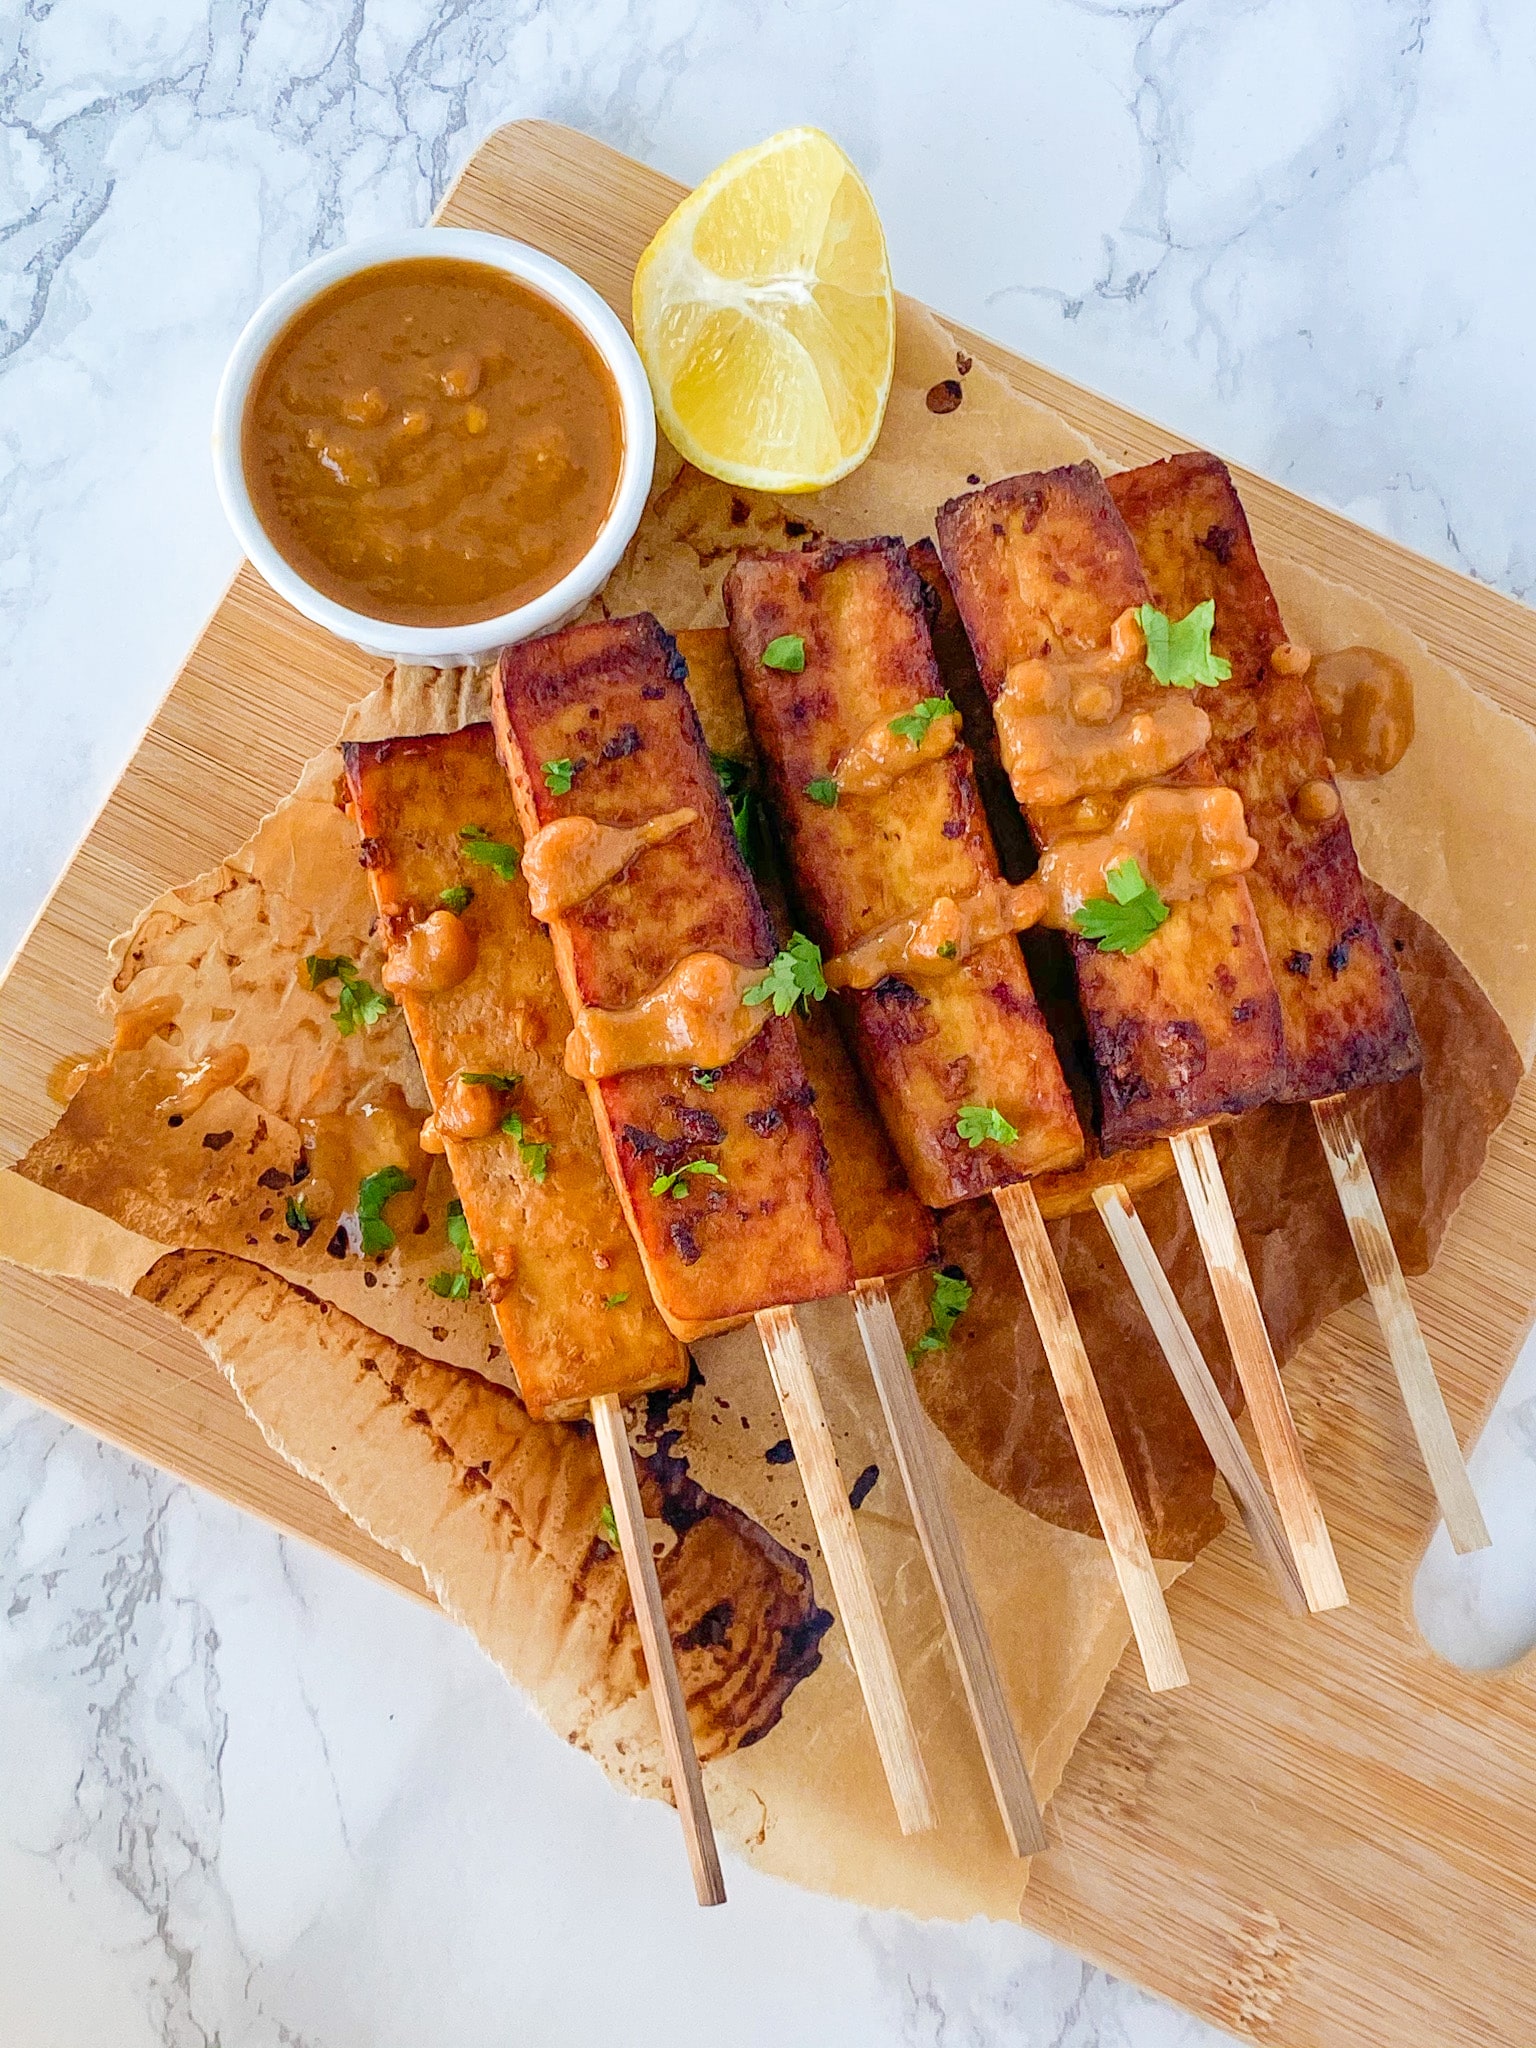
[888,694,956,747]
[690,1067,721,1092]
[651,1159,727,1200]
[710,753,763,872]
[955,1103,1018,1149]
[743,932,828,1016]
[936,940,958,959]
[804,777,840,808]
[1072,856,1171,955]
[458,824,519,881]
[761,633,805,672]
[542,758,576,795]
[604,1291,630,1309]
[445,1197,485,1281]
[284,1194,315,1241]
[457,1070,520,1092]
[439,884,473,914]
[355,1163,415,1256]
[428,1269,471,1300]
[302,954,395,1038]
[501,1112,550,1182]
[909,1266,974,1361]
[597,1502,619,1548]
[1136,600,1232,689]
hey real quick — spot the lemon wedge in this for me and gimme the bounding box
[633,127,895,494]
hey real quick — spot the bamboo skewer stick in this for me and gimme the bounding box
[992,1182,1189,1693]
[1170,1125,1348,1613]
[850,1280,1047,1855]
[590,1392,726,1907]
[1310,1095,1490,1554]
[1091,1186,1308,1616]
[754,1305,937,1836]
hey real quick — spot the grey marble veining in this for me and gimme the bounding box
[3,5,1535,2043]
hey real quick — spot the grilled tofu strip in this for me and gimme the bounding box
[1107,452,1421,1101]
[492,615,854,1337]
[341,724,685,1418]
[936,464,1284,1152]
[674,628,938,1283]
[725,537,1083,1209]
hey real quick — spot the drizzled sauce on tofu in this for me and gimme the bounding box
[564,953,768,1080]
[824,786,1257,988]
[993,607,1210,807]
[833,706,960,796]
[243,258,623,628]
[522,808,697,920]
[1308,645,1415,779]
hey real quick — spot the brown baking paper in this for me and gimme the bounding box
[0,295,1529,1922]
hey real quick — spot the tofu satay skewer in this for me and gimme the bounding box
[1110,453,1488,1555]
[677,629,1047,1853]
[341,724,724,1906]
[937,466,1346,1615]
[491,615,934,1836]
[912,540,1307,1617]
[726,539,1188,1699]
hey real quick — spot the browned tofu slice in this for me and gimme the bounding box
[725,537,1083,1209]
[1107,452,1421,1101]
[341,723,685,1419]
[674,628,938,1283]
[491,614,854,1335]
[909,538,1177,1216]
[935,464,1284,1152]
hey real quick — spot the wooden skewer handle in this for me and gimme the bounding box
[1092,1185,1308,1616]
[590,1392,726,1907]
[1171,1125,1348,1613]
[852,1280,1047,1856]
[754,1305,936,1836]
[1311,1095,1490,1555]
[992,1183,1189,1693]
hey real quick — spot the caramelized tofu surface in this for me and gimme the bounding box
[1108,452,1421,1101]
[726,537,1083,1207]
[675,627,937,1283]
[493,615,853,1333]
[341,724,684,1418]
[936,465,1284,1151]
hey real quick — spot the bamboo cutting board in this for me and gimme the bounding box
[4,121,1536,2048]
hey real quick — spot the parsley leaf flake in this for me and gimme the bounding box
[1136,600,1232,689]
[1072,856,1171,955]
[355,1163,415,1256]
[909,1266,974,1361]
[955,1103,1018,1149]
[438,884,473,914]
[651,1159,727,1200]
[888,695,956,747]
[743,932,828,1016]
[761,634,806,672]
[501,1112,550,1182]
[542,758,576,795]
[804,777,840,808]
[458,824,520,881]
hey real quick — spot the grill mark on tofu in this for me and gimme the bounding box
[340,722,683,1416]
[1107,453,1421,1102]
[936,464,1285,1152]
[493,615,853,1333]
[726,536,1083,1208]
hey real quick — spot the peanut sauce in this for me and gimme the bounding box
[48,993,185,1101]
[994,608,1210,808]
[297,1088,425,1230]
[564,953,767,1081]
[833,706,960,797]
[522,808,697,921]
[424,1072,508,1144]
[1308,645,1415,779]
[242,258,624,629]
[382,909,477,994]
[823,787,1257,989]
[157,1043,250,1116]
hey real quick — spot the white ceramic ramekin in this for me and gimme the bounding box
[211,227,655,665]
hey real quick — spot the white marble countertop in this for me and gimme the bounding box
[4,4,1536,2043]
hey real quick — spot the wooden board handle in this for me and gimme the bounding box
[992,1182,1188,1693]
[754,1305,936,1836]
[1311,1095,1490,1555]
[851,1280,1047,1856]
[1092,1185,1308,1616]
[590,1392,726,1906]
[1171,1126,1348,1613]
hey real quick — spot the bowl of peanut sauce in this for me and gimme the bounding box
[212,229,655,663]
